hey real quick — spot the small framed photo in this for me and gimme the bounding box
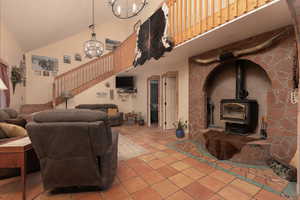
[74,53,82,61]
[63,55,71,64]
[43,71,50,76]
[105,39,121,51]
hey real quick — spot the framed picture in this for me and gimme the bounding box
[74,53,82,61]
[105,39,121,51]
[43,71,50,76]
[32,55,58,72]
[63,55,71,64]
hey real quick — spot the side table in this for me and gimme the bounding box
[0,137,32,200]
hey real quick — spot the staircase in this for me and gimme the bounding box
[51,0,273,106]
[52,33,136,106]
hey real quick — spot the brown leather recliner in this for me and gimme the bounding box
[26,109,118,190]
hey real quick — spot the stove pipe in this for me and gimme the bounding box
[235,62,248,99]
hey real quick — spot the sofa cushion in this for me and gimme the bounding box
[0,127,7,139]
[0,110,10,122]
[5,118,27,128]
[33,109,107,123]
[2,108,18,119]
[0,123,27,138]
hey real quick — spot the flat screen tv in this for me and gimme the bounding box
[116,76,134,89]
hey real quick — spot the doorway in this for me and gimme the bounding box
[162,72,178,129]
[147,76,160,127]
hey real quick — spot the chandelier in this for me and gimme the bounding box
[84,0,104,58]
[109,0,147,19]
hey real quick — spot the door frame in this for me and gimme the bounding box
[147,75,161,127]
[162,71,179,130]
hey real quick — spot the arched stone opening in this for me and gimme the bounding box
[204,59,272,134]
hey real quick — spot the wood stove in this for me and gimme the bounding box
[220,61,258,135]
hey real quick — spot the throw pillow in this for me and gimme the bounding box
[0,110,10,122]
[107,108,118,116]
[5,118,27,128]
[0,127,7,139]
[2,108,18,119]
[0,123,27,138]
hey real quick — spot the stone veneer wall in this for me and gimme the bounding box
[287,0,300,193]
[189,26,297,164]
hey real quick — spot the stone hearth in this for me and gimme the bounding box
[189,26,298,165]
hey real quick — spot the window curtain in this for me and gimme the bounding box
[0,63,10,107]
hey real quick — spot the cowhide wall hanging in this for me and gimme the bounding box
[133,3,174,67]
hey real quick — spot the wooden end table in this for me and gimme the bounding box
[0,137,32,200]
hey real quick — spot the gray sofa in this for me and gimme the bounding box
[26,109,118,190]
[0,108,27,128]
[75,104,123,126]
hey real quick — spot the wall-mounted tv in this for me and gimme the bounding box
[116,76,135,89]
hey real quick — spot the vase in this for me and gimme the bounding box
[176,129,185,138]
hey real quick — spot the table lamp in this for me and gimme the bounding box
[0,78,7,90]
[61,90,73,109]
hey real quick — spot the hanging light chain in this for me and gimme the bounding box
[92,0,95,27]
[84,0,104,58]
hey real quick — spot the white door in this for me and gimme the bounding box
[163,76,177,129]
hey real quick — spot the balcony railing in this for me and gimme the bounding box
[167,0,271,45]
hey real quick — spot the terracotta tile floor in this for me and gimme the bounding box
[0,125,295,200]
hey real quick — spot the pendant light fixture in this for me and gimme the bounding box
[109,0,147,19]
[84,0,104,58]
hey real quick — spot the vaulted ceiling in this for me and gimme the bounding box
[2,0,162,51]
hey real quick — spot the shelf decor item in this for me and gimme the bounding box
[173,120,188,138]
[84,0,104,58]
[108,0,147,19]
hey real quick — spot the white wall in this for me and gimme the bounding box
[25,20,133,104]
[0,2,25,110]
[56,59,189,125]
[129,60,189,127]
[56,75,134,113]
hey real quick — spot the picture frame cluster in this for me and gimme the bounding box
[32,53,83,77]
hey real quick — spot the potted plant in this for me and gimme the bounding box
[173,120,188,138]
[11,66,22,93]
